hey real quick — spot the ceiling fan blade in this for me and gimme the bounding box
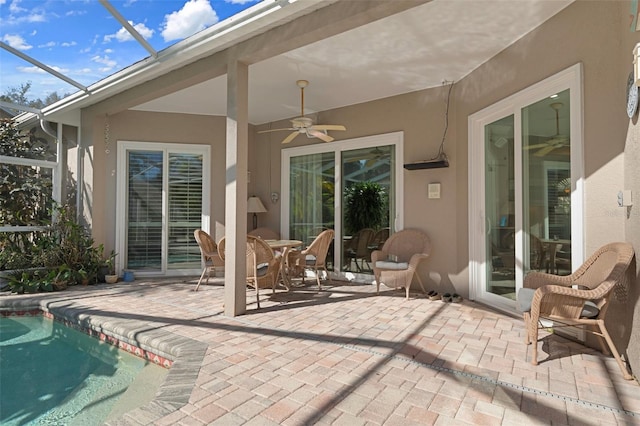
[525,143,551,150]
[310,124,346,131]
[281,131,300,144]
[258,128,295,134]
[534,145,557,157]
[308,129,334,142]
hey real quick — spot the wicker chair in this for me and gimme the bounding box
[517,242,634,380]
[287,229,334,290]
[371,229,431,299]
[218,236,281,308]
[345,228,375,272]
[193,229,225,291]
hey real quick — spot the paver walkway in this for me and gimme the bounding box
[1,277,638,425]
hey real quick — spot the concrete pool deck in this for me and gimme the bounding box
[1,277,638,425]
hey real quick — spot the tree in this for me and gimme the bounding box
[1,82,69,112]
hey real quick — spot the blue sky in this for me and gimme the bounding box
[0,0,258,102]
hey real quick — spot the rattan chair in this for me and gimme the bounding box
[345,228,375,272]
[371,229,431,299]
[517,242,634,380]
[217,236,281,308]
[287,229,335,290]
[193,229,224,291]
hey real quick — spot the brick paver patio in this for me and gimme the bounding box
[1,277,638,425]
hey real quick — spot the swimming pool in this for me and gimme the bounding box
[0,315,168,425]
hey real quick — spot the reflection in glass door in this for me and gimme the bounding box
[522,91,572,278]
[485,116,516,297]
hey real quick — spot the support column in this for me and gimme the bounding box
[224,57,249,317]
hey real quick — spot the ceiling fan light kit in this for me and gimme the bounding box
[258,79,346,144]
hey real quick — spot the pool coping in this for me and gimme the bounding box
[0,291,207,425]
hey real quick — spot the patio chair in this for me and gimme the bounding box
[287,229,334,290]
[193,229,224,291]
[248,227,280,240]
[345,228,375,272]
[517,241,634,380]
[371,229,431,299]
[217,236,281,308]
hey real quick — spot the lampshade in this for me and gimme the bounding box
[247,196,267,213]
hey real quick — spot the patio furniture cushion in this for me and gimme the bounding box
[516,287,599,318]
[374,260,409,270]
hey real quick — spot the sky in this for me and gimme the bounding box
[0,0,258,103]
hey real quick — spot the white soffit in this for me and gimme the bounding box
[131,0,574,124]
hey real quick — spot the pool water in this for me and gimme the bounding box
[0,315,167,425]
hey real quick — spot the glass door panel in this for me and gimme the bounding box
[127,151,163,271]
[485,116,515,298]
[167,153,203,270]
[522,89,571,276]
[341,145,393,273]
[289,152,335,267]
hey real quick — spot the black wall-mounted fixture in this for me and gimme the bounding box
[404,154,449,170]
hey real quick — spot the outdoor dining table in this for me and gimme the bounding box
[264,239,303,290]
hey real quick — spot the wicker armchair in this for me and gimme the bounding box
[287,229,334,290]
[517,242,634,380]
[218,236,281,308]
[193,229,225,291]
[345,228,375,272]
[371,229,431,299]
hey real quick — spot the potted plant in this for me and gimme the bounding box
[103,251,118,284]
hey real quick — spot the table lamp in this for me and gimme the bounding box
[247,196,267,229]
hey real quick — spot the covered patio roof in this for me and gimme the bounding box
[4,0,573,136]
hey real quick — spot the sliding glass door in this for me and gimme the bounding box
[117,142,210,276]
[469,65,583,312]
[283,132,403,279]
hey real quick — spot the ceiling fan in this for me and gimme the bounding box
[525,102,569,157]
[258,80,346,144]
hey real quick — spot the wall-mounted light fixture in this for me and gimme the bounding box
[271,192,279,204]
[247,196,267,229]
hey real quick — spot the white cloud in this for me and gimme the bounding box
[17,65,67,74]
[61,41,77,47]
[104,21,154,43]
[225,0,255,4]
[9,0,26,14]
[38,41,56,48]
[91,55,117,71]
[2,33,32,50]
[161,0,219,42]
